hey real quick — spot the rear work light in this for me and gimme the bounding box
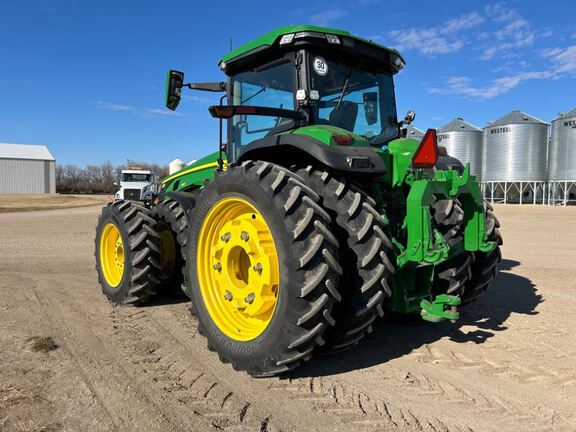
[412,128,439,169]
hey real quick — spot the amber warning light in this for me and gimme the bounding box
[412,128,439,169]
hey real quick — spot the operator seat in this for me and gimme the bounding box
[328,101,358,132]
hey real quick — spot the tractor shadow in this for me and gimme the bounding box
[139,290,189,307]
[292,259,543,378]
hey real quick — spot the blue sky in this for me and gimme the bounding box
[1,0,575,166]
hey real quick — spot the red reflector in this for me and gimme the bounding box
[412,128,438,169]
[332,133,353,146]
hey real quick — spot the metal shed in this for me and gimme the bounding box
[0,143,56,193]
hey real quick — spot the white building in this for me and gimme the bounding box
[0,143,56,193]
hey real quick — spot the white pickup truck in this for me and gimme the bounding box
[115,169,155,203]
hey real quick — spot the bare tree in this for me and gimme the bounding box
[56,161,168,194]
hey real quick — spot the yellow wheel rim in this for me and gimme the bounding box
[158,221,176,280]
[197,197,279,341]
[100,223,125,288]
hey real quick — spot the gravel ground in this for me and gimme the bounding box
[0,194,109,213]
[0,203,575,432]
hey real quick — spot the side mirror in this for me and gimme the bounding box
[363,92,378,125]
[165,70,184,111]
[403,110,416,125]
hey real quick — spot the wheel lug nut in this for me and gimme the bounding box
[213,263,222,272]
[221,232,231,242]
[253,263,262,273]
[240,231,250,241]
[244,293,255,304]
[224,290,233,301]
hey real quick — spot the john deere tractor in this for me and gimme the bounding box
[95,25,502,377]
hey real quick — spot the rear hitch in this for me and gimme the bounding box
[420,294,461,323]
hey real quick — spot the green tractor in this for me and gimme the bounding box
[95,25,502,377]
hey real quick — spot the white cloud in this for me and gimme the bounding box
[430,42,576,100]
[93,101,185,118]
[479,4,535,60]
[309,9,348,27]
[183,94,212,103]
[95,101,134,112]
[542,45,576,74]
[144,108,184,118]
[429,71,553,99]
[388,12,484,56]
[485,2,517,23]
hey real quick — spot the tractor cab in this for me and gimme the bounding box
[166,25,406,164]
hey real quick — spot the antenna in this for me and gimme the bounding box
[229,37,233,51]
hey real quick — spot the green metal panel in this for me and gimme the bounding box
[288,125,369,146]
[161,151,223,191]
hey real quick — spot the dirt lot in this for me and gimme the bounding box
[0,194,110,213]
[1,203,575,432]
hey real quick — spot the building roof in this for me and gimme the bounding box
[0,143,55,161]
[438,118,482,133]
[487,110,548,127]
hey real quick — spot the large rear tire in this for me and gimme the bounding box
[462,201,503,303]
[430,198,472,297]
[153,199,192,294]
[95,200,162,305]
[187,161,341,377]
[297,166,394,352]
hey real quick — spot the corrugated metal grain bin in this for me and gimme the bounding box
[438,118,483,179]
[482,110,548,182]
[549,108,576,181]
[405,125,425,141]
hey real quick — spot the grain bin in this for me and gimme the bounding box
[405,125,424,141]
[437,118,483,179]
[169,158,185,174]
[549,108,576,181]
[483,110,548,182]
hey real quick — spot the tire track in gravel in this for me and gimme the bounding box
[140,301,571,432]
[110,306,280,432]
[132,303,352,432]
[29,273,217,432]
[145,302,469,432]
[408,340,576,388]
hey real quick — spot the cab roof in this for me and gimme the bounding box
[219,25,405,75]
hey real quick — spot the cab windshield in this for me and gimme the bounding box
[308,55,398,144]
[122,173,152,182]
[230,59,296,160]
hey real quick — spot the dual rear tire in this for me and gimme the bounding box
[95,200,162,304]
[187,161,342,376]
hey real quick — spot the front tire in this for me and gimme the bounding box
[188,161,341,377]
